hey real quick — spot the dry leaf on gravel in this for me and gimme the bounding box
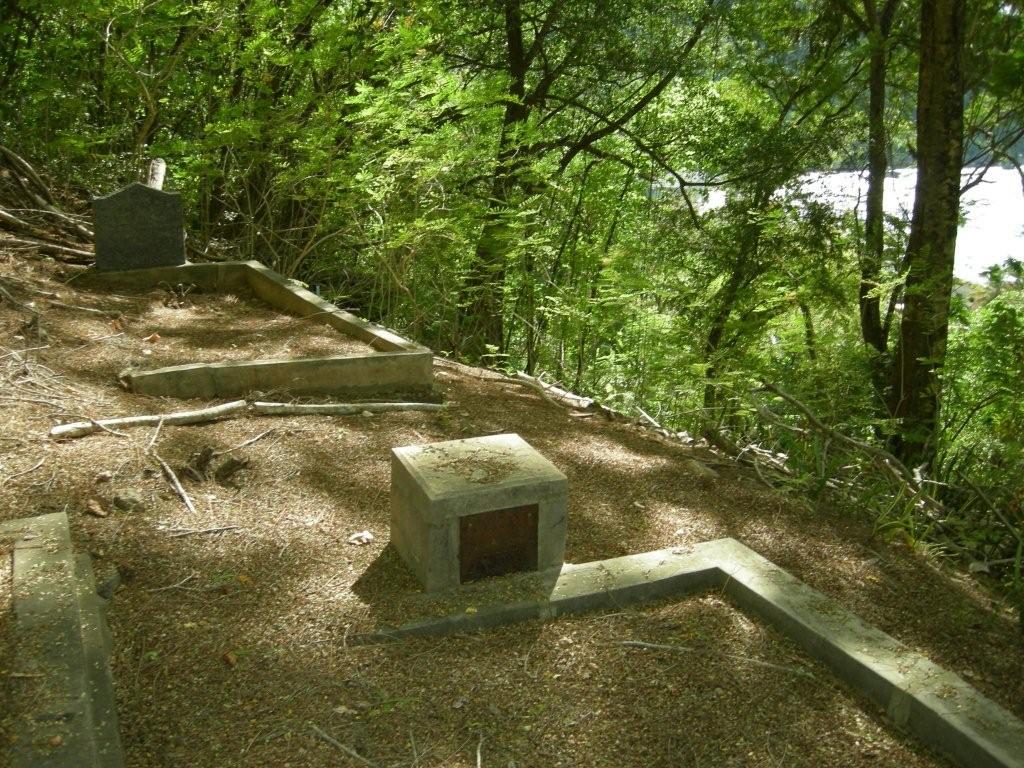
[85,498,108,518]
[347,530,374,545]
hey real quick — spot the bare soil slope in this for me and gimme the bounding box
[1,256,1021,767]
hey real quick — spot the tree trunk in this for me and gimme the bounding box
[889,0,966,467]
[860,37,889,356]
[851,0,902,402]
[458,0,530,362]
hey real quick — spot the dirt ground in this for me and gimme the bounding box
[2,254,1023,767]
[5,272,372,392]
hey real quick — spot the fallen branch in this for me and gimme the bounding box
[1,235,93,261]
[145,572,197,592]
[0,279,36,314]
[89,419,130,438]
[524,371,594,408]
[49,400,248,439]
[636,406,662,429]
[1,458,45,487]
[510,372,562,409]
[251,401,444,417]
[753,382,947,517]
[618,640,813,677]
[0,144,54,203]
[212,428,276,457]
[167,525,241,538]
[150,450,197,515]
[309,723,376,766]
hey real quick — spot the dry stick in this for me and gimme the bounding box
[168,525,240,538]
[211,429,276,458]
[251,401,444,416]
[50,399,248,439]
[150,450,196,515]
[510,372,562,409]
[0,345,49,359]
[309,723,376,766]
[146,418,165,453]
[1,458,45,487]
[756,383,947,516]
[89,419,130,438]
[617,640,812,677]
[42,298,117,316]
[0,279,35,314]
[956,469,1024,548]
[636,405,662,429]
[0,144,54,203]
[145,572,197,592]
[0,236,93,260]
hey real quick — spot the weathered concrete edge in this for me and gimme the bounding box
[714,539,1023,768]
[72,554,124,768]
[76,260,429,354]
[1,513,124,768]
[122,349,434,399]
[352,539,1024,768]
[77,260,434,398]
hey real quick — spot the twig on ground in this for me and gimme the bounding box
[0,279,36,313]
[1,458,45,486]
[0,345,49,360]
[167,525,241,538]
[145,572,198,592]
[68,332,123,352]
[0,395,66,409]
[309,723,377,766]
[146,418,165,453]
[617,640,813,677]
[50,400,247,439]
[150,450,197,515]
[212,428,276,457]
[89,419,130,438]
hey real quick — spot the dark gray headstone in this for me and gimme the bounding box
[93,182,186,271]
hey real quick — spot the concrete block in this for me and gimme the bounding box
[391,434,568,591]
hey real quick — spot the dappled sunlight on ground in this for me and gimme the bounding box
[0,258,1017,767]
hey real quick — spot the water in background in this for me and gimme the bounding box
[800,167,1024,282]
[700,167,1023,281]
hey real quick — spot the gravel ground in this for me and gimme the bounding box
[1,255,1021,767]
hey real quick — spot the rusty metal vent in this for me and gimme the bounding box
[459,503,539,583]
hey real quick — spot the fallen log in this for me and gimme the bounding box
[49,400,248,439]
[251,401,445,416]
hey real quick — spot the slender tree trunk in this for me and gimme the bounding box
[889,0,966,467]
[848,0,902,402]
[861,39,889,355]
[702,268,744,413]
[799,301,818,361]
[458,0,529,361]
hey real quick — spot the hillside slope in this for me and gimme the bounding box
[1,254,1021,767]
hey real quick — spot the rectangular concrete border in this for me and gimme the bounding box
[75,260,433,399]
[1,512,124,768]
[352,539,1024,768]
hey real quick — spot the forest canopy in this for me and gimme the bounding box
[1,0,1023,615]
